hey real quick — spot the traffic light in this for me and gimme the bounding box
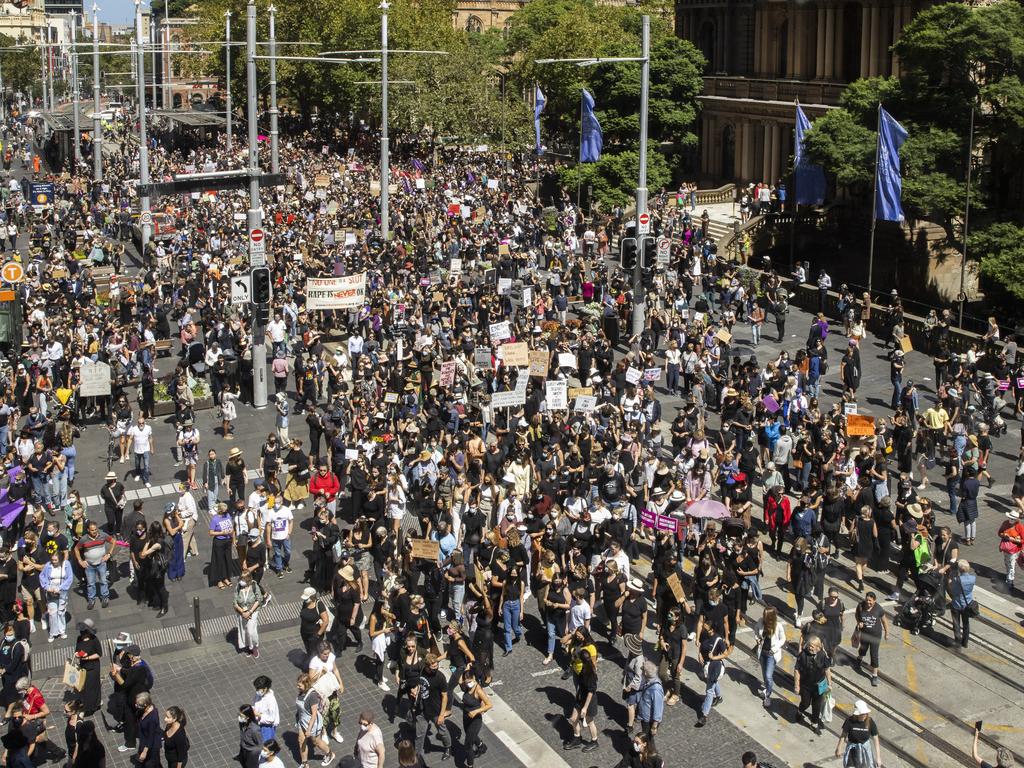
[640,237,656,270]
[620,237,637,271]
[251,267,272,305]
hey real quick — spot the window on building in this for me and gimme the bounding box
[465,15,483,33]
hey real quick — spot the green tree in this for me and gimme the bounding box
[970,223,1024,302]
[0,33,42,99]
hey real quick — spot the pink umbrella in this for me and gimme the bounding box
[687,499,731,520]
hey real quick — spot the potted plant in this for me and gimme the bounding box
[152,377,214,417]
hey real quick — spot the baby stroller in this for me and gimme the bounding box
[895,570,945,635]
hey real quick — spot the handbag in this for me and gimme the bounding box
[850,628,861,649]
[815,677,830,696]
[62,659,85,692]
[955,570,980,617]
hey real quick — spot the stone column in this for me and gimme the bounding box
[868,4,880,77]
[770,123,782,183]
[743,122,756,181]
[723,10,733,73]
[754,9,763,74]
[786,11,796,77]
[734,122,744,181]
[762,124,773,182]
[860,3,871,79]
[834,5,845,81]
[891,2,903,77]
[816,5,827,79]
[793,8,806,78]
[824,5,836,79]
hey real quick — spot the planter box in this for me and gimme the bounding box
[152,396,214,417]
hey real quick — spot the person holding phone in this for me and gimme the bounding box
[973,722,1013,768]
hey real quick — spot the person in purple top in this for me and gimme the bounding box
[208,502,236,589]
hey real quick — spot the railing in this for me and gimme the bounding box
[702,76,847,107]
[694,183,736,205]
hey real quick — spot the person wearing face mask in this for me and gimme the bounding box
[0,624,30,710]
[237,705,263,768]
[259,738,286,768]
[412,652,451,763]
[252,676,280,743]
[459,669,492,767]
[132,692,161,768]
[614,732,664,768]
[162,706,189,768]
[353,711,385,768]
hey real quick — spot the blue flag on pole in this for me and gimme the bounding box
[875,106,909,222]
[580,89,603,163]
[794,105,826,205]
[534,86,546,156]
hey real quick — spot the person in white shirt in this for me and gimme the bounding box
[265,501,294,576]
[252,675,280,742]
[266,315,288,357]
[176,484,199,558]
[126,416,154,487]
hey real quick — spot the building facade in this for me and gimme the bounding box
[676,0,921,185]
[452,0,523,34]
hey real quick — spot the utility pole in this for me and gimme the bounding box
[92,3,102,181]
[149,16,156,108]
[631,14,650,336]
[268,4,279,174]
[225,10,232,153]
[46,23,53,111]
[379,0,390,241]
[39,28,47,110]
[71,12,81,168]
[135,0,151,249]
[247,0,267,408]
[163,0,171,109]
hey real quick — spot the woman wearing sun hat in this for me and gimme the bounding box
[835,699,882,768]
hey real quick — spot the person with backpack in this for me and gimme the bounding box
[695,624,731,728]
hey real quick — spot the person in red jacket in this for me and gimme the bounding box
[308,462,341,516]
[763,485,792,557]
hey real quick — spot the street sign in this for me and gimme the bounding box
[637,211,651,235]
[249,227,267,268]
[139,210,153,226]
[231,275,252,305]
[656,236,671,265]
[1,262,25,283]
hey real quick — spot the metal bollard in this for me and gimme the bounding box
[193,596,202,644]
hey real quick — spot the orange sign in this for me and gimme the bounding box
[0,262,24,283]
[0,290,15,302]
[846,414,876,438]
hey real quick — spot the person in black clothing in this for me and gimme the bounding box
[109,644,153,751]
[71,719,105,768]
[0,624,29,709]
[133,692,162,768]
[413,652,451,762]
[162,706,189,768]
[237,705,263,768]
[74,620,103,715]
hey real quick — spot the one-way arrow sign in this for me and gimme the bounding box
[231,276,252,305]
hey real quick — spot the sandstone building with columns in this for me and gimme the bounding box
[677,0,921,185]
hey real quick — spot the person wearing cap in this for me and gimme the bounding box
[997,509,1024,587]
[835,699,882,768]
[74,619,103,715]
[109,644,153,754]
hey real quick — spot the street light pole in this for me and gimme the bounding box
[71,12,82,168]
[149,16,157,108]
[225,10,232,153]
[631,14,650,337]
[135,0,151,249]
[92,3,102,181]
[163,0,170,109]
[379,0,390,242]
[268,4,279,174]
[247,0,267,408]
[46,23,54,111]
[39,27,47,110]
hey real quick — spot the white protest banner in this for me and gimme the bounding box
[489,321,511,342]
[497,278,512,296]
[79,362,111,397]
[487,179,499,190]
[522,286,532,306]
[450,258,463,276]
[415,178,426,189]
[574,395,598,413]
[843,402,858,415]
[492,389,526,409]
[625,366,643,385]
[644,367,662,382]
[439,361,457,388]
[557,352,577,369]
[545,380,568,410]
[306,273,367,310]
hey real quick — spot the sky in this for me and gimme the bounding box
[98,0,156,24]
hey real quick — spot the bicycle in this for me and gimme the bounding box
[105,424,120,471]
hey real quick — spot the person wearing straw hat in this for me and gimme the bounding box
[621,633,645,733]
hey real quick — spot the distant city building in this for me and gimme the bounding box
[42,0,83,14]
[675,0,924,185]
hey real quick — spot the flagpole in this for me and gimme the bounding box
[867,103,881,296]
[789,99,797,276]
[577,91,584,210]
[957,105,974,328]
